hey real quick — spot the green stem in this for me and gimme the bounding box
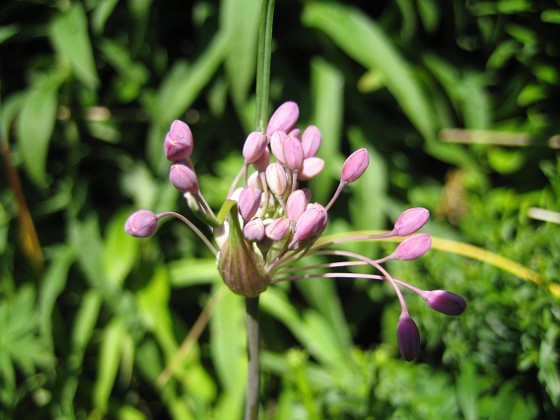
[245,1,275,418]
[254,0,276,132]
[245,296,260,420]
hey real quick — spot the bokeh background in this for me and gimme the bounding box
[1,0,559,418]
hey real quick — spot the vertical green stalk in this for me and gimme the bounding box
[246,0,275,418]
[254,0,276,132]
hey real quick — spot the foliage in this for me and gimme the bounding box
[1,0,559,418]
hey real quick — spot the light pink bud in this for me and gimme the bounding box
[164,120,194,162]
[266,101,299,135]
[252,148,270,172]
[242,131,268,163]
[125,210,158,238]
[289,128,301,138]
[238,187,262,222]
[283,135,304,171]
[169,163,199,193]
[265,163,288,195]
[393,207,430,236]
[302,125,321,158]
[341,148,369,183]
[423,290,467,316]
[298,157,324,180]
[394,233,432,261]
[270,131,286,164]
[265,217,290,241]
[247,171,261,189]
[397,314,420,361]
[286,189,308,222]
[243,218,265,242]
[292,203,328,243]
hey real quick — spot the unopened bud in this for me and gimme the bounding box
[266,163,288,196]
[397,314,420,361]
[289,128,301,138]
[243,131,268,163]
[270,131,286,164]
[394,233,431,261]
[164,120,194,162]
[265,217,290,241]
[341,148,369,183]
[252,148,270,172]
[291,203,328,245]
[125,210,158,238]
[286,189,308,222]
[238,187,262,222]
[423,290,467,316]
[393,207,430,236]
[266,101,299,135]
[169,163,199,193]
[283,135,304,172]
[302,125,321,158]
[298,157,324,181]
[243,218,265,242]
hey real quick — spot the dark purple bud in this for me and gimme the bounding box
[341,148,369,183]
[164,120,193,162]
[393,207,430,236]
[125,210,158,238]
[266,101,299,135]
[394,233,431,261]
[302,125,321,158]
[397,315,420,361]
[169,163,199,193]
[423,290,467,316]
[243,131,268,164]
[238,187,262,222]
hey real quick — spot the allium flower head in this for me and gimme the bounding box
[126,101,466,359]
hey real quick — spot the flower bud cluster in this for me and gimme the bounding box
[125,100,466,360]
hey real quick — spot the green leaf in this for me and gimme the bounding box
[91,0,120,33]
[16,73,61,187]
[168,258,219,287]
[221,0,261,106]
[103,210,139,287]
[302,2,435,140]
[50,3,99,88]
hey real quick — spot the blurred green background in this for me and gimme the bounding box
[1,0,559,418]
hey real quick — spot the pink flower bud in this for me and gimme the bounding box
[302,125,321,158]
[266,163,288,196]
[291,203,328,244]
[169,163,199,193]
[289,128,301,138]
[266,101,299,135]
[283,135,304,171]
[242,131,268,164]
[423,290,467,316]
[243,218,265,242]
[298,157,324,180]
[286,189,308,222]
[265,217,290,241]
[393,207,430,236]
[341,148,369,183]
[252,148,270,172]
[125,210,158,238]
[238,187,262,222]
[394,233,431,261]
[164,120,194,162]
[397,315,420,361]
[270,131,286,164]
